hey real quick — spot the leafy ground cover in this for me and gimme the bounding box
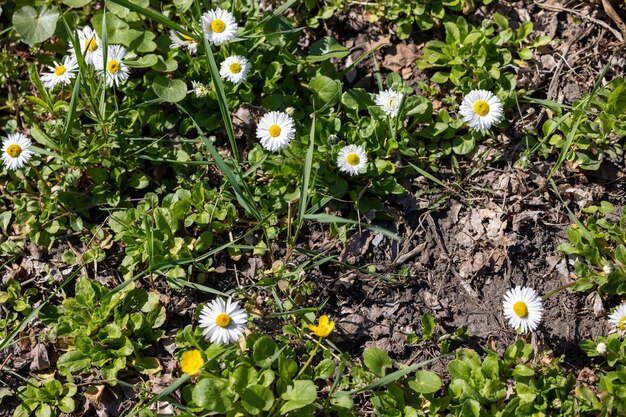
[1,0,626,416]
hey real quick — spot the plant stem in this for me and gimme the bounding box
[542,282,575,301]
[295,336,322,379]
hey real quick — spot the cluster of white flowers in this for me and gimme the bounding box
[41,26,130,90]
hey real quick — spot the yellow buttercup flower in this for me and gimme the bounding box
[180,349,204,375]
[309,315,335,338]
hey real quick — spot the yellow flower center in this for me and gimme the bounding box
[181,34,194,41]
[180,349,204,375]
[211,19,226,33]
[346,153,360,166]
[54,65,67,76]
[473,100,490,117]
[512,301,528,318]
[268,124,281,138]
[107,60,120,74]
[619,317,626,331]
[6,144,22,158]
[84,37,98,52]
[229,62,242,74]
[216,313,231,328]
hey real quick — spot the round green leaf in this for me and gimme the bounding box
[408,370,442,394]
[62,0,92,7]
[280,380,317,414]
[363,348,392,377]
[12,6,59,45]
[152,77,187,103]
[252,335,277,368]
[192,378,232,413]
[241,385,274,415]
[452,135,476,155]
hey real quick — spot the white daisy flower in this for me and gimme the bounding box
[69,26,101,65]
[502,286,543,333]
[93,45,130,88]
[40,56,78,90]
[596,342,607,354]
[169,30,198,54]
[375,89,404,117]
[200,8,237,45]
[608,302,626,335]
[198,298,247,344]
[256,111,295,152]
[219,55,251,84]
[337,144,368,176]
[1,133,34,171]
[459,89,504,131]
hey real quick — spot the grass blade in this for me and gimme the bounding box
[194,0,240,161]
[296,114,316,237]
[303,213,400,242]
[176,104,261,221]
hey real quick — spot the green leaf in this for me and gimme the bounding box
[279,380,317,414]
[363,348,393,377]
[152,77,187,103]
[58,396,76,413]
[309,75,341,109]
[35,404,52,417]
[315,359,336,380]
[306,37,350,62]
[492,13,509,29]
[517,21,533,41]
[421,313,435,339]
[252,336,278,368]
[57,351,91,373]
[192,378,232,413]
[408,370,442,394]
[231,363,258,394]
[241,385,274,415]
[518,48,533,60]
[452,135,476,155]
[132,356,161,375]
[125,54,159,68]
[63,0,92,7]
[516,382,536,403]
[12,6,59,45]
[173,0,193,12]
[342,88,373,112]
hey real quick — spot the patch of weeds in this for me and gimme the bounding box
[13,376,77,417]
[41,277,165,381]
[366,0,492,38]
[417,15,549,89]
[0,279,37,341]
[580,334,626,415]
[558,202,626,295]
[528,77,626,170]
[108,185,236,278]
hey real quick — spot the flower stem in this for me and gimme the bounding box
[542,282,575,301]
[295,336,322,379]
